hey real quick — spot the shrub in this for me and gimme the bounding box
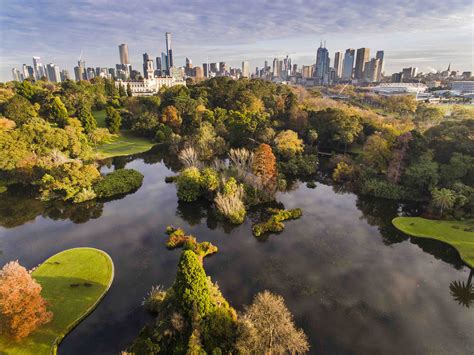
[0,261,53,340]
[332,161,357,183]
[165,226,218,262]
[93,169,144,199]
[214,179,246,224]
[252,208,302,237]
[358,177,411,200]
[176,167,202,202]
[274,130,304,158]
[200,168,219,193]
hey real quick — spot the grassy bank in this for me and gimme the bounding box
[0,248,114,355]
[93,110,155,159]
[392,217,474,268]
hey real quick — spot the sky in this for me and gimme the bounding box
[0,0,473,82]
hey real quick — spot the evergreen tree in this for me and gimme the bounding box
[118,83,126,97]
[48,97,69,127]
[105,106,121,134]
[126,82,132,97]
[76,100,96,134]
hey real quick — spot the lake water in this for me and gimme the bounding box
[1,149,473,355]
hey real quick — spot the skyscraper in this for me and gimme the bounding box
[143,53,155,79]
[165,32,173,70]
[11,68,21,81]
[242,61,250,78]
[74,59,86,81]
[364,58,380,82]
[314,42,330,85]
[342,49,355,80]
[161,52,168,76]
[334,52,343,79]
[203,63,209,78]
[355,48,370,80]
[60,70,70,81]
[46,63,61,82]
[376,50,384,81]
[119,44,130,65]
[32,56,45,80]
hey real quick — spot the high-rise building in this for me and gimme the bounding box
[161,52,168,76]
[156,57,162,72]
[203,63,209,78]
[119,44,130,65]
[334,52,343,79]
[364,58,380,82]
[355,48,370,80]
[11,68,21,81]
[209,63,218,74]
[143,53,155,79]
[242,61,250,78]
[402,67,418,81]
[60,69,70,81]
[74,59,86,81]
[314,42,330,85]
[302,65,314,78]
[185,57,193,76]
[376,50,384,81]
[219,62,226,75]
[165,32,173,70]
[46,63,61,82]
[32,56,45,80]
[21,64,34,80]
[342,49,355,80]
[193,66,203,79]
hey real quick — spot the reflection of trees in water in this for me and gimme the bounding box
[175,200,239,234]
[449,269,474,308]
[0,191,105,228]
[355,195,466,269]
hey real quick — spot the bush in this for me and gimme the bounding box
[358,177,412,200]
[93,169,144,199]
[214,178,246,224]
[176,167,202,202]
[252,208,302,237]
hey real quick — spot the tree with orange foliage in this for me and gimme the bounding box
[0,261,53,340]
[252,143,277,189]
[161,105,182,132]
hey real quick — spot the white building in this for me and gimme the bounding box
[115,76,186,96]
[371,83,427,96]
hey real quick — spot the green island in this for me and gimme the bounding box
[93,109,155,159]
[392,217,474,268]
[0,247,114,355]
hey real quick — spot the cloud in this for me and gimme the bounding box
[0,0,472,80]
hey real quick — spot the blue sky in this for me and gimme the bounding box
[0,0,472,81]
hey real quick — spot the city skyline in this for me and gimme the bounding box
[1,0,472,82]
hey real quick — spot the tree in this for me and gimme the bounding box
[361,133,392,174]
[161,105,182,132]
[76,99,96,134]
[312,108,362,152]
[403,152,439,194]
[236,291,309,354]
[415,104,444,126]
[0,261,53,340]
[431,188,456,215]
[3,95,37,126]
[47,96,69,127]
[173,250,214,318]
[274,130,304,159]
[118,83,126,97]
[252,143,277,188]
[105,106,121,134]
[126,82,132,97]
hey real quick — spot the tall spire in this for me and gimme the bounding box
[447,63,451,72]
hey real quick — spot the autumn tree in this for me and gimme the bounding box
[3,95,37,126]
[0,261,53,340]
[161,105,182,132]
[361,133,392,174]
[235,291,309,354]
[252,143,277,188]
[387,132,413,184]
[274,129,304,159]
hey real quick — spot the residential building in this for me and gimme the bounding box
[376,50,384,81]
[302,65,314,78]
[60,70,70,81]
[364,58,380,82]
[46,63,61,82]
[33,56,45,79]
[242,61,250,78]
[11,68,21,81]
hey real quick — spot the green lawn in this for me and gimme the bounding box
[392,217,474,268]
[0,248,114,355]
[93,110,155,159]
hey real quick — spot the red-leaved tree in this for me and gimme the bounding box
[0,261,53,340]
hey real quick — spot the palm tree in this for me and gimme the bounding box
[431,188,456,215]
[449,269,474,308]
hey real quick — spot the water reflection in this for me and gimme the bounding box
[0,153,473,355]
[450,269,474,308]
